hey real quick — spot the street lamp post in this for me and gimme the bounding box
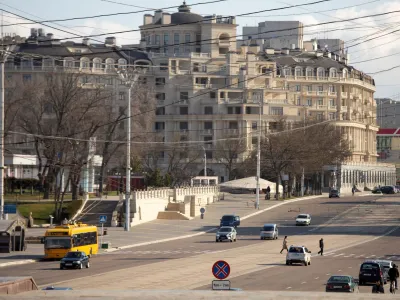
[202,146,207,177]
[0,46,14,220]
[117,67,141,232]
[256,100,262,210]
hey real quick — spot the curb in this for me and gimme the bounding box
[103,195,323,253]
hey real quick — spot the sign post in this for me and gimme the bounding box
[99,215,107,246]
[212,260,231,290]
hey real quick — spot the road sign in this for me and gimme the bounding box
[212,260,230,280]
[3,205,16,214]
[212,280,230,290]
[99,215,107,223]
[200,207,205,214]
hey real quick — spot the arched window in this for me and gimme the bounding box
[295,67,302,77]
[283,67,291,76]
[317,67,325,78]
[306,68,313,78]
[219,33,230,41]
[330,68,337,78]
[105,58,115,73]
[80,57,90,70]
[118,58,127,69]
[21,57,32,69]
[93,58,102,70]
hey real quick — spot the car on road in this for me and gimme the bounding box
[372,186,396,194]
[395,185,400,193]
[329,189,340,198]
[374,260,393,281]
[295,214,311,226]
[260,223,278,240]
[286,245,311,266]
[60,251,90,270]
[42,286,73,290]
[358,261,386,285]
[325,275,359,293]
[216,226,237,242]
[220,215,240,228]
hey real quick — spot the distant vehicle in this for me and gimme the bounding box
[329,189,340,198]
[42,223,98,259]
[216,226,237,242]
[42,286,73,290]
[286,245,311,266]
[372,186,395,194]
[359,261,386,285]
[295,214,311,226]
[260,223,278,240]
[325,275,359,293]
[373,260,393,280]
[220,215,240,228]
[395,185,400,193]
[60,251,90,270]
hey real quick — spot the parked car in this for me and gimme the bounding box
[60,251,90,270]
[373,186,396,194]
[371,260,392,281]
[358,261,386,285]
[286,245,311,266]
[220,215,240,228]
[325,275,359,293]
[216,226,237,242]
[329,189,340,198]
[295,214,311,226]
[395,185,400,193]
[260,223,278,240]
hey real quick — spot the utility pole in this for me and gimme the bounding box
[117,67,141,232]
[0,45,14,220]
[202,146,207,177]
[256,100,262,210]
[300,106,306,197]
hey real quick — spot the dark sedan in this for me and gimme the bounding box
[326,275,359,293]
[329,189,340,198]
[60,251,90,270]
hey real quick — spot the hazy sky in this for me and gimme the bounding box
[2,0,400,98]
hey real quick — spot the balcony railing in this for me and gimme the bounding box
[329,91,337,96]
[200,129,213,135]
[317,105,327,109]
[341,92,348,98]
[223,98,243,104]
[317,91,326,96]
[341,106,348,111]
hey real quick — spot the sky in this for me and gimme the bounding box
[2,0,400,98]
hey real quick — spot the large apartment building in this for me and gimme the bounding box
[139,2,395,191]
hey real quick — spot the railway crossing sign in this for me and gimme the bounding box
[212,260,230,280]
[99,215,107,224]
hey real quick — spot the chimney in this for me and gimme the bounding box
[139,38,146,49]
[154,10,163,24]
[291,43,296,50]
[105,36,116,46]
[282,48,289,55]
[82,38,90,46]
[162,13,171,24]
[30,28,38,38]
[46,33,54,40]
[265,48,275,55]
[38,28,45,37]
[346,53,350,65]
[312,39,318,51]
[143,14,154,25]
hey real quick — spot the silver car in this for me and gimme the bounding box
[374,260,393,280]
[260,223,278,240]
[216,226,237,242]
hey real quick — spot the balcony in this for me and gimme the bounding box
[341,106,348,111]
[246,98,262,104]
[341,92,348,98]
[218,39,231,48]
[177,99,189,105]
[317,91,326,96]
[329,92,337,96]
[317,105,327,110]
[223,98,243,104]
[306,91,316,96]
[328,105,337,110]
[190,52,211,58]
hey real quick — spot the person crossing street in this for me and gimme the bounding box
[317,238,324,256]
[280,236,288,254]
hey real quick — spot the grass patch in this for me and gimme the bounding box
[17,200,84,225]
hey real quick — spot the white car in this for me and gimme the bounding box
[296,214,311,226]
[286,245,311,266]
[216,226,237,242]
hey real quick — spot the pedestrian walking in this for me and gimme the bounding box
[280,236,288,254]
[318,238,324,256]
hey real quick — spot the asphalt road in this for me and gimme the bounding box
[2,194,393,290]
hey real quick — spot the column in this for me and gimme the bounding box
[88,162,94,193]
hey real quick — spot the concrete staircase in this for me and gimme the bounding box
[77,200,119,227]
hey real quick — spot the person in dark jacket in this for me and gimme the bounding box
[265,186,271,200]
[388,264,399,290]
[372,280,385,293]
[317,238,324,256]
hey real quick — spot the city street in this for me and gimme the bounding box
[2,194,398,294]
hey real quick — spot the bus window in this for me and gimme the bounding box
[45,237,71,249]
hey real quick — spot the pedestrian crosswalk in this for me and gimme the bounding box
[321,252,400,260]
[102,249,220,256]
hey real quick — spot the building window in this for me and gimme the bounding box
[81,76,89,84]
[317,99,323,106]
[229,121,238,129]
[106,78,113,85]
[22,74,32,82]
[228,107,241,114]
[155,35,160,45]
[155,122,165,130]
[156,78,165,86]
[284,68,291,76]
[295,68,302,77]
[204,106,213,114]
[119,106,125,115]
[329,112,336,120]
[184,47,190,53]
[174,33,180,45]
[318,86,323,92]
[252,121,257,130]
[185,33,190,43]
[160,62,168,71]
[296,96,301,106]
[306,85,312,92]
[329,99,335,107]
[252,137,257,145]
[210,91,216,99]
[180,106,188,115]
[179,122,188,130]
[146,35,151,45]
[206,150,213,159]
[306,68,313,77]
[318,68,325,78]
[204,122,213,130]
[174,48,179,54]
[317,113,324,120]
[180,92,189,100]
[163,34,169,45]
[270,107,283,115]
[329,85,335,92]
[295,85,301,92]
[196,34,201,46]
[156,107,165,115]
[307,99,312,106]
[156,93,165,100]
[204,136,212,145]
[330,68,337,77]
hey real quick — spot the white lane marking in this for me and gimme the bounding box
[286,287,292,290]
[334,253,344,257]
[338,270,342,272]
[315,277,319,280]
[348,267,352,269]
[326,273,331,276]
[301,282,307,284]
[356,254,364,258]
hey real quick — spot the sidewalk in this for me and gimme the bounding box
[0,193,324,267]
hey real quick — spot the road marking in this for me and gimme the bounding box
[334,253,344,257]
[356,254,364,258]
[301,282,307,284]
[326,273,331,276]
[338,270,342,272]
[315,277,319,279]
[348,267,352,269]
[286,287,292,290]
